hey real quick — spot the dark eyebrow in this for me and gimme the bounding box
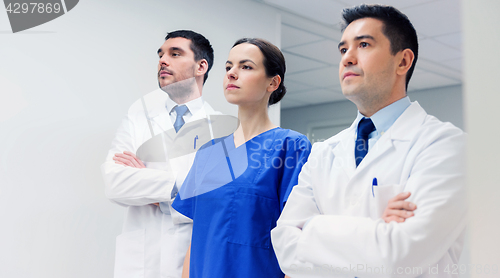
[225,59,257,66]
[239,59,257,66]
[355,35,375,41]
[338,35,376,49]
[170,47,184,53]
[158,47,185,55]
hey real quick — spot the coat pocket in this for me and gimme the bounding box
[371,184,402,218]
[228,192,279,249]
[114,229,145,278]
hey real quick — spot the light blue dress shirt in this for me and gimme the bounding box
[353,96,411,152]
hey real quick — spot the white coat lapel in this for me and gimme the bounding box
[330,124,357,179]
[151,112,174,135]
[388,102,427,141]
[354,132,395,175]
[150,99,214,135]
[188,102,216,123]
[353,102,427,175]
[140,89,175,135]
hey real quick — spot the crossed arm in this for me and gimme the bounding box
[112,151,417,278]
[270,133,467,277]
[109,151,160,206]
[113,151,145,168]
[101,115,176,207]
[114,151,417,219]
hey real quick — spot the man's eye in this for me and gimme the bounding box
[172,53,180,57]
[339,48,347,54]
[225,66,231,72]
[360,42,369,48]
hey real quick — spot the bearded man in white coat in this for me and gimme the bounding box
[101,30,220,278]
[271,5,466,278]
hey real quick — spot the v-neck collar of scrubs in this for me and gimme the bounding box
[230,127,281,150]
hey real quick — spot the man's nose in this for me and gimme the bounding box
[159,56,169,67]
[341,48,357,66]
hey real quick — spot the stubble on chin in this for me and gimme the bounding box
[160,76,198,102]
[342,84,370,109]
[158,76,176,90]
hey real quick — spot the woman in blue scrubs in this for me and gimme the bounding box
[173,38,311,278]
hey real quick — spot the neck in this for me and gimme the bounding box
[356,84,407,117]
[164,78,204,104]
[358,94,406,117]
[350,77,406,117]
[169,91,201,104]
[234,102,276,147]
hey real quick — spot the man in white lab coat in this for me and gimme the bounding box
[271,5,466,278]
[101,30,219,278]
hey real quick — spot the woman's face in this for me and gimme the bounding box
[223,43,274,106]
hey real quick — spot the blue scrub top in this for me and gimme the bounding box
[173,127,311,278]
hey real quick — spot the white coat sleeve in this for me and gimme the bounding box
[271,128,467,277]
[101,113,176,207]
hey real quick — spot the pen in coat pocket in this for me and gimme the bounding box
[194,135,199,149]
[372,177,378,197]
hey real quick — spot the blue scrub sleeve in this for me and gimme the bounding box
[171,138,220,219]
[174,135,237,220]
[171,156,200,220]
[279,136,311,211]
[172,182,195,219]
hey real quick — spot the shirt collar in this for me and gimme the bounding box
[165,95,204,116]
[354,96,411,136]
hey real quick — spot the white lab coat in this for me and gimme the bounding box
[271,102,467,278]
[101,89,220,278]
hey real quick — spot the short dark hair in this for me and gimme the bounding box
[165,30,214,84]
[232,38,287,105]
[341,4,419,90]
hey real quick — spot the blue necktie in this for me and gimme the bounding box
[171,105,188,199]
[173,105,188,133]
[355,118,376,167]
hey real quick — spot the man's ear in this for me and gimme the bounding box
[266,75,281,93]
[196,59,208,77]
[396,49,415,76]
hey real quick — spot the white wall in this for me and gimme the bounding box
[462,1,500,277]
[281,85,464,140]
[0,0,280,277]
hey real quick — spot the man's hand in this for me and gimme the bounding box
[382,192,417,223]
[113,151,146,168]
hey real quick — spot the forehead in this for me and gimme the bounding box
[159,37,193,54]
[341,17,385,41]
[227,43,263,63]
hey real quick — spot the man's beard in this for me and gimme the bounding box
[159,76,198,102]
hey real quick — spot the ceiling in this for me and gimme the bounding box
[252,0,462,109]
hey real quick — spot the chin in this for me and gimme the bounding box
[159,77,174,86]
[341,85,361,97]
[225,97,240,105]
[341,90,360,102]
[223,91,238,103]
[341,88,353,97]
